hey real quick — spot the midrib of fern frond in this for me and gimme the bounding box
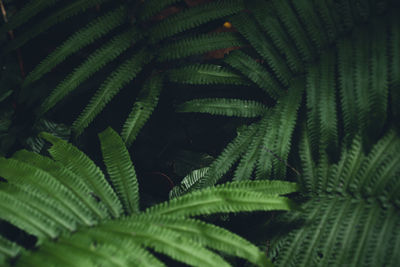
[176,98,267,118]
[157,32,245,61]
[168,64,250,85]
[99,127,139,214]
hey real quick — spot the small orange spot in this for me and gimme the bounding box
[223,21,232,29]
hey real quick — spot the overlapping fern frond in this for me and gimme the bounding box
[268,128,400,267]
[1,0,248,146]
[172,0,399,193]
[0,128,298,266]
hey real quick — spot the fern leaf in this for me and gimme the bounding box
[306,50,338,158]
[1,182,78,232]
[0,188,60,240]
[170,167,210,199]
[229,12,291,87]
[99,127,139,215]
[0,158,96,227]
[176,98,267,117]
[181,124,258,192]
[39,132,123,218]
[119,215,272,267]
[0,235,22,263]
[12,150,108,221]
[168,64,249,85]
[337,37,359,141]
[248,0,304,73]
[233,128,262,181]
[22,6,126,87]
[157,32,245,61]
[72,49,153,136]
[121,73,162,147]
[270,0,315,62]
[224,50,284,100]
[146,181,296,217]
[272,129,400,266]
[38,29,141,116]
[99,220,231,267]
[3,0,110,53]
[149,0,244,43]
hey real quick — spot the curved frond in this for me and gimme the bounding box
[0,235,22,264]
[147,179,297,217]
[72,49,153,136]
[149,0,244,43]
[39,132,123,218]
[121,73,162,147]
[38,29,141,116]
[176,98,267,117]
[157,32,245,61]
[168,64,250,85]
[3,0,110,53]
[170,167,210,198]
[22,6,127,87]
[224,50,284,100]
[229,11,291,87]
[99,127,139,214]
[271,129,400,267]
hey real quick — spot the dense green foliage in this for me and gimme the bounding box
[0,0,399,266]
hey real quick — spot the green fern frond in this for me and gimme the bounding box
[121,73,162,147]
[22,6,126,87]
[256,80,303,179]
[38,29,141,116]
[12,149,109,220]
[176,98,267,117]
[99,127,139,215]
[247,0,304,73]
[168,64,250,85]
[0,129,296,266]
[39,132,123,218]
[72,49,154,136]
[186,124,259,192]
[2,0,110,53]
[147,181,296,217]
[149,0,244,43]
[224,50,284,100]
[0,235,22,264]
[271,129,400,267]
[233,127,263,181]
[170,167,210,198]
[306,50,338,158]
[229,12,291,87]
[157,32,245,61]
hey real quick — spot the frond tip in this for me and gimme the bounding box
[176,98,267,117]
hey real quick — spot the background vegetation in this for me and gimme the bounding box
[0,0,399,266]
